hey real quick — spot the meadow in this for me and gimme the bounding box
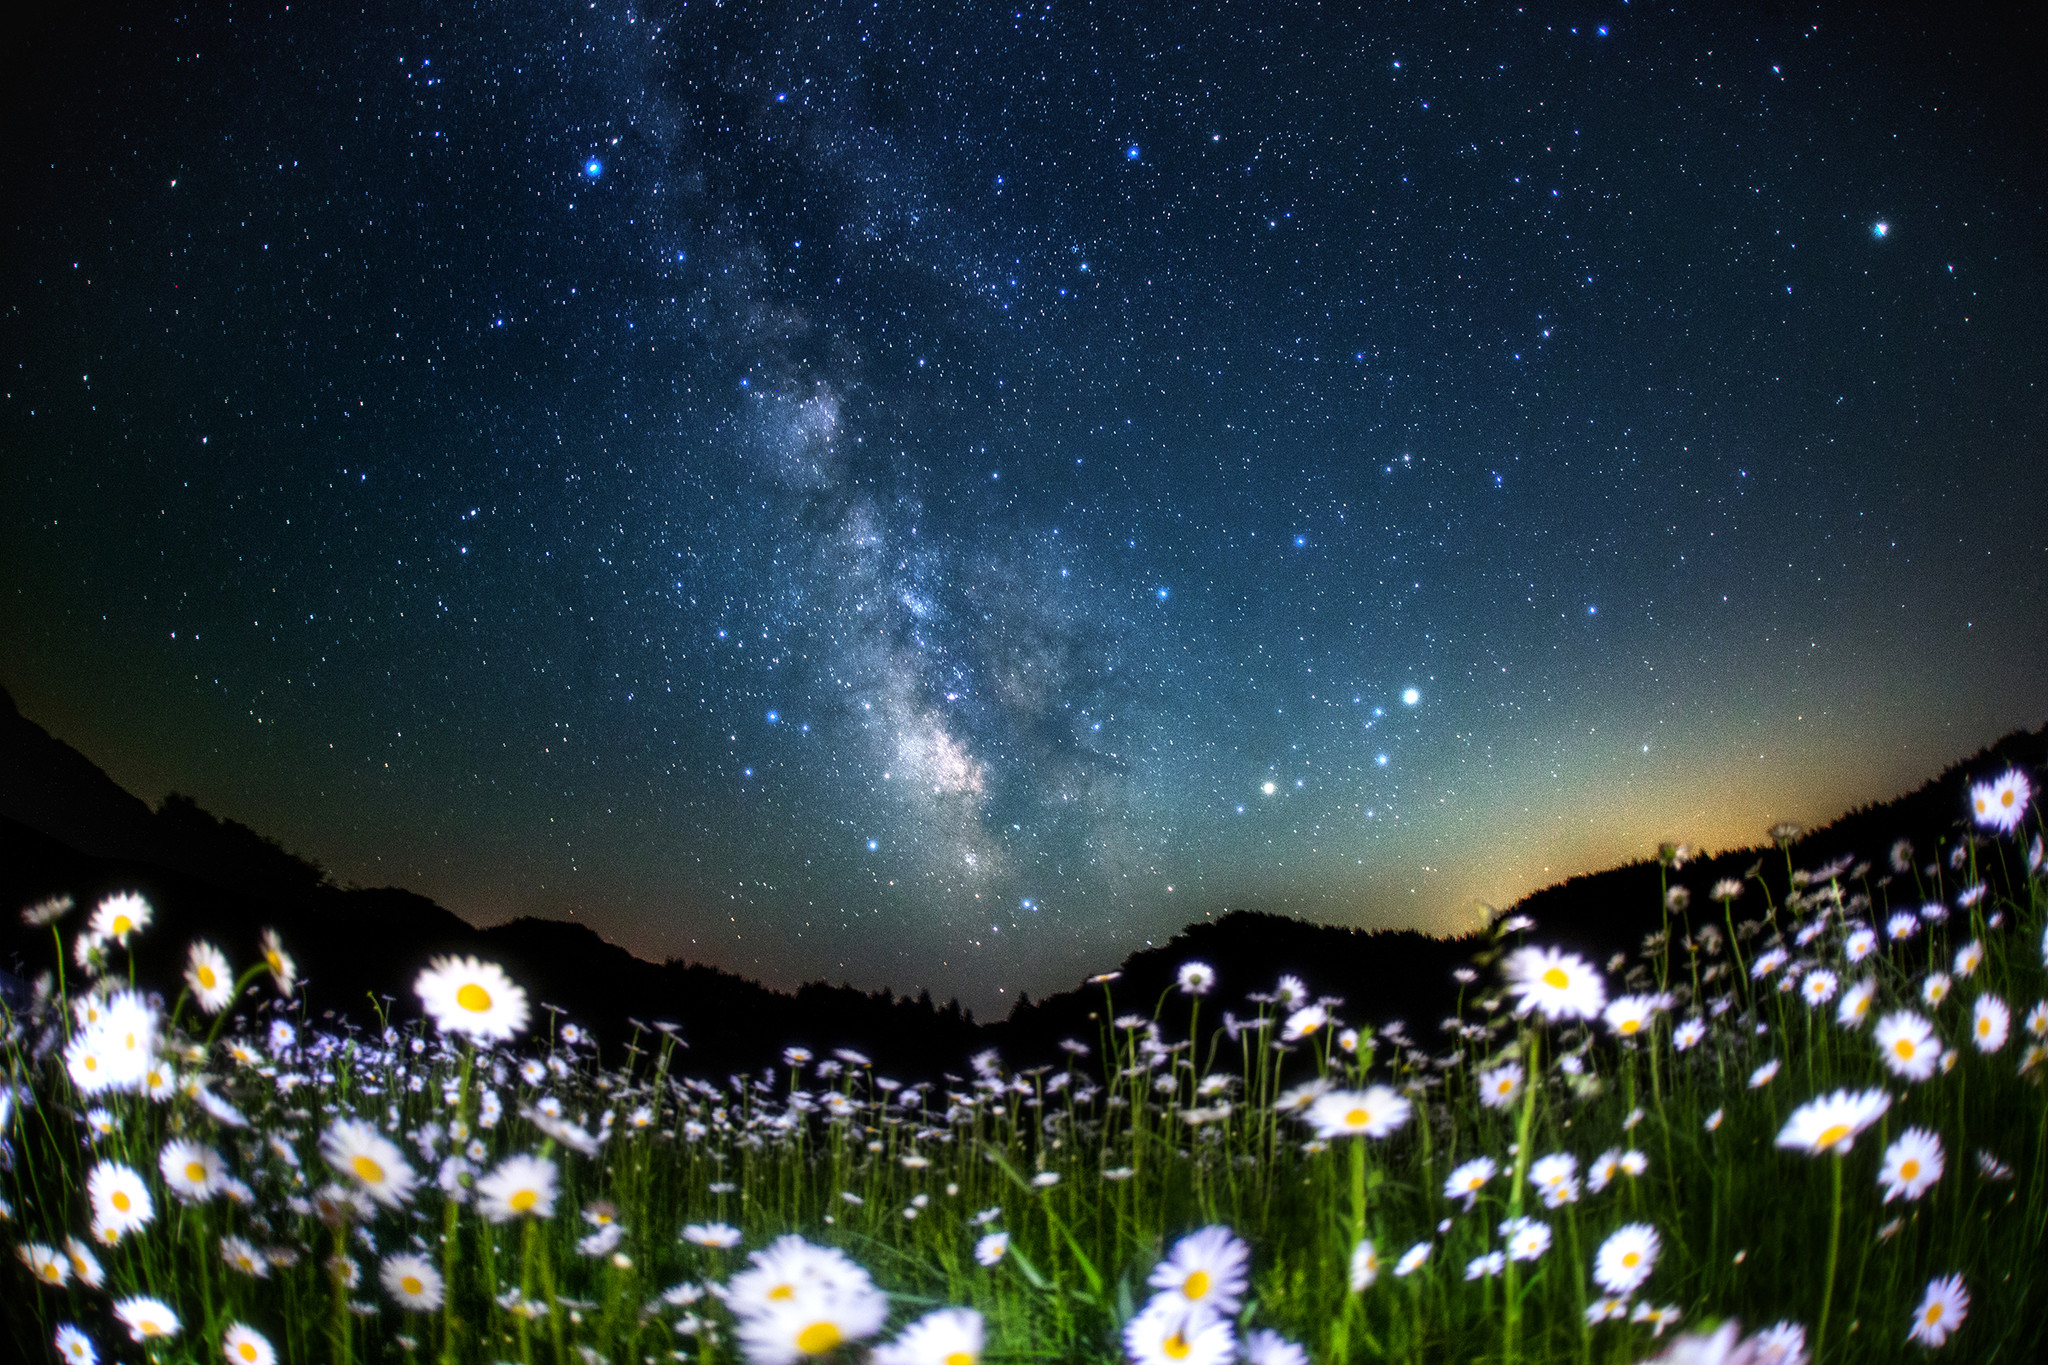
[2,768,2043,1364]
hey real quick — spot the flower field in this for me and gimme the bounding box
[3,768,2045,1364]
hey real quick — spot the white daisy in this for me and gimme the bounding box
[1176,961,1216,995]
[1875,1011,1941,1081]
[158,1137,224,1201]
[18,1243,67,1288]
[1748,1058,1781,1089]
[185,940,235,1013]
[86,1161,153,1236]
[1922,974,1952,1008]
[1592,1223,1659,1295]
[1394,1242,1431,1277]
[1499,1215,1551,1261]
[221,1323,276,1365]
[1348,1239,1380,1291]
[684,1222,742,1248]
[1122,1296,1234,1365]
[475,1153,557,1222]
[1878,1127,1944,1203]
[1503,946,1607,1021]
[873,1308,984,1365]
[1602,994,1661,1039]
[1907,1273,1968,1347]
[1801,970,1839,1007]
[1969,770,2030,833]
[1240,1329,1310,1365]
[53,1325,97,1365]
[1443,1155,1497,1207]
[1672,1018,1707,1051]
[90,893,152,946]
[1476,1062,1524,1110]
[61,1237,104,1290]
[1147,1225,1250,1315]
[259,928,297,998]
[1304,1085,1411,1139]
[974,1231,1009,1266]
[1774,1088,1891,1155]
[1529,1152,1580,1208]
[111,1297,180,1342]
[1844,926,1878,962]
[415,956,529,1041]
[1971,995,2010,1053]
[380,1253,445,1310]
[321,1119,418,1208]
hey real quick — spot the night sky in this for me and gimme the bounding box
[4,3,2043,1014]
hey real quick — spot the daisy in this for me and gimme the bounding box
[1907,1274,1968,1347]
[1148,1225,1250,1315]
[1837,979,1877,1029]
[1240,1330,1310,1365]
[1747,1323,1807,1364]
[259,928,296,997]
[222,1235,269,1278]
[1875,1011,1941,1081]
[1602,994,1661,1039]
[1588,1148,1621,1193]
[1529,1152,1580,1208]
[1122,1296,1234,1365]
[322,1119,418,1208]
[1304,1085,1411,1139]
[1176,961,1216,995]
[380,1253,446,1310]
[1704,1109,1724,1132]
[18,1243,67,1287]
[1922,974,1952,1008]
[1619,1150,1649,1176]
[185,941,235,1013]
[1971,995,2010,1053]
[476,1153,558,1222]
[415,956,529,1041]
[1349,1239,1380,1291]
[1801,970,1839,1007]
[974,1232,1009,1266]
[1711,878,1745,902]
[221,1323,276,1365]
[1887,912,1919,941]
[1672,1018,1707,1052]
[112,1297,180,1343]
[736,1292,893,1364]
[1585,1296,1630,1324]
[61,1238,104,1290]
[64,1031,126,1096]
[873,1308,985,1365]
[1282,1004,1330,1041]
[159,1137,224,1201]
[1394,1242,1431,1277]
[685,1222,742,1248]
[1592,1223,1660,1295]
[87,1160,153,1236]
[1845,926,1878,962]
[53,1325,96,1365]
[1775,1088,1891,1155]
[1503,946,1607,1021]
[1476,1062,1525,1110]
[1500,1216,1551,1261]
[90,893,152,945]
[1969,770,2031,833]
[1878,1128,1944,1203]
[726,1236,874,1319]
[1443,1155,1497,1207]
[1748,1059,1781,1089]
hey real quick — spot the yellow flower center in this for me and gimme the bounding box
[457,982,493,1013]
[1345,1108,1370,1127]
[2003,790,2016,808]
[1926,1305,1944,1324]
[353,1155,386,1185]
[768,1283,796,1301]
[237,1344,259,1362]
[509,1188,538,1212]
[84,1055,99,1073]
[944,1354,975,1365]
[41,1263,60,1281]
[112,915,133,936]
[1542,967,1569,990]
[796,1322,843,1355]
[1619,1018,1640,1034]
[1815,1124,1851,1149]
[267,951,283,972]
[1900,1159,1921,1180]
[198,965,216,987]
[1183,1269,1211,1299]
[141,1319,162,1336]
[123,1031,138,1051]
[402,1275,424,1295]
[112,1191,131,1212]
[1163,1334,1193,1360]
[186,1161,208,1183]
[1895,1039,1916,1059]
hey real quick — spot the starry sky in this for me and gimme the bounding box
[4,2,2043,1013]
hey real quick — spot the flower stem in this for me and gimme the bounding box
[1816,1152,1844,1363]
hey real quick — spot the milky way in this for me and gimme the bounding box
[4,3,2042,1011]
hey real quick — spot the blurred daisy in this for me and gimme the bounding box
[1588,1149,1621,1193]
[1476,1063,1524,1109]
[1887,912,1919,941]
[728,1236,875,1320]
[1240,1330,1309,1365]
[1465,1251,1505,1280]
[222,1235,269,1278]
[112,1297,179,1343]
[1348,1239,1380,1291]
[1444,1155,1497,1207]
[1844,926,1877,962]
[185,941,234,1013]
[1953,941,1983,978]
[158,1137,224,1202]
[1748,1059,1781,1089]
[1878,1128,1943,1203]
[1504,946,1607,1021]
[1801,970,1839,1007]
[1394,1242,1431,1277]
[1672,1018,1707,1051]
[1282,1004,1330,1041]
[1176,961,1216,995]
[379,1253,444,1310]
[874,1308,984,1365]
[18,1243,66,1288]
[1592,1223,1659,1295]
[1969,770,2030,833]
[1585,1296,1630,1324]
[1619,1150,1649,1176]
[221,1323,276,1365]
[259,928,296,997]
[1500,1216,1551,1261]
[1907,1273,1968,1347]
[476,1153,558,1222]
[974,1232,1009,1266]
[61,1238,103,1290]
[90,893,151,945]
[1746,1322,1807,1364]
[1529,1152,1580,1208]
[53,1325,96,1365]
[1148,1225,1250,1315]
[1921,974,1952,1008]
[1875,1011,1941,1081]
[87,1161,153,1236]
[685,1222,742,1248]
[1305,1085,1411,1139]
[415,956,529,1041]
[1971,995,2010,1053]
[1837,980,1877,1029]
[1974,1149,2013,1182]
[1602,994,1661,1039]
[1122,1296,1234,1365]
[322,1119,418,1208]
[737,1293,892,1364]
[1775,1088,1890,1155]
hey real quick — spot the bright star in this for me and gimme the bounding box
[1126,144,1141,160]
[1262,781,1276,795]
[1872,221,1889,238]
[1402,688,1420,706]
[584,158,603,179]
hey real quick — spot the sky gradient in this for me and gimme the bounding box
[4,2,2044,1013]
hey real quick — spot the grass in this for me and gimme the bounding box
[2,772,2045,1364]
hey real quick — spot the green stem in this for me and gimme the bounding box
[1816,1153,1844,1364]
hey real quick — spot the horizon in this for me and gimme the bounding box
[4,3,2044,1015]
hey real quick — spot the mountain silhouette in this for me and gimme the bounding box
[3,681,2042,1079]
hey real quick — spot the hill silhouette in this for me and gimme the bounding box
[3,681,2042,1079]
